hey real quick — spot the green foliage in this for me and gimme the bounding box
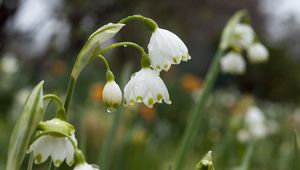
[6,81,44,170]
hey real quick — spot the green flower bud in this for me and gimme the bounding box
[196,151,215,170]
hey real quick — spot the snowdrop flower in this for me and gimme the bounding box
[0,54,19,74]
[123,68,171,108]
[220,52,245,75]
[247,43,269,63]
[74,163,99,170]
[230,23,254,48]
[102,80,122,111]
[245,106,268,139]
[29,134,77,167]
[148,28,191,72]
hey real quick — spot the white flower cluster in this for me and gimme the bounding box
[237,106,277,142]
[220,23,269,75]
[103,26,190,109]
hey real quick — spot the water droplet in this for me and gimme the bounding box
[131,73,136,78]
[106,108,116,113]
[123,44,127,47]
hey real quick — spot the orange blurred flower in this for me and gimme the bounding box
[89,82,104,102]
[180,73,203,92]
[139,106,157,123]
[51,60,67,76]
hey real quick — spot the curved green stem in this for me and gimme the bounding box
[119,15,158,31]
[92,41,150,68]
[43,94,64,109]
[174,48,224,170]
[43,94,66,120]
[95,55,111,71]
[94,41,145,56]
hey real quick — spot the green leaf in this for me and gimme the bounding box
[6,81,44,170]
[292,131,300,170]
[220,10,248,50]
[71,23,125,78]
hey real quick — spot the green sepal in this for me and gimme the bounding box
[37,118,75,137]
[71,23,125,79]
[6,81,44,170]
[220,10,248,50]
[106,70,115,82]
[195,151,215,170]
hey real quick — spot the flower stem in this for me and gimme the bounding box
[119,15,158,31]
[64,42,145,115]
[64,75,76,115]
[174,48,224,170]
[98,63,132,170]
[93,41,145,56]
[239,141,255,170]
[27,153,33,170]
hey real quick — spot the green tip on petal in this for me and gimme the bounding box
[157,94,163,102]
[148,98,154,106]
[34,154,42,164]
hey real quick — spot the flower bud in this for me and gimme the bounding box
[247,43,269,64]
[220,52,246,75]
[196,151,215,170]
[102,80,122,112]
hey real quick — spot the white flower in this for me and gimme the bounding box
[247,43,269,63]
[230,23,254,48]
[0,54,19,74]
[245,106,268,139]
[220,52,246,74]
[148,28,191,72]
[29,134,77,167]
[102,80,122,111]
[74,163,99,170]
[123,68,171,108]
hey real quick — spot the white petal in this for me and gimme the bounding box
[148,28,190,72]
[231,23,254,49]
[30,135,51,164]
[74,163,99,170]
[50,137,68,167]
[220,52,245,75]
[102,81,122,110]
[247,43,269,63]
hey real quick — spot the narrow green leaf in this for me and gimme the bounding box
[71,23,125,78]
[220,10,248,50]
[292,131,300,170]
[6,81,44,170]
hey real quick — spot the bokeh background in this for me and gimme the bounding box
[1,0,300,169]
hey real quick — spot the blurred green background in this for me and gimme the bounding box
[1,0,300,169]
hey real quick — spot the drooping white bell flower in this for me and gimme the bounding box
[29,134,77,167]
[230,23,254,49]
[245,106,268,139]
[123,68,171,108]
[220,52,246,75]
[73,163,99,170]
[102,80,122,111]
[247,43,269,64]
[0,54,19,74]
[148,28,191,72]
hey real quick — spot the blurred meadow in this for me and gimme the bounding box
[1,0,300,169]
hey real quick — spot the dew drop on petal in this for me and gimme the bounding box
[131,73,136,78]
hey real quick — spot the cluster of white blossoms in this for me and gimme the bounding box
[23,16,190,169]
[103,26,190,109]
[237,106,277,143]
[220,23,269,75]
[28,118,99,169]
